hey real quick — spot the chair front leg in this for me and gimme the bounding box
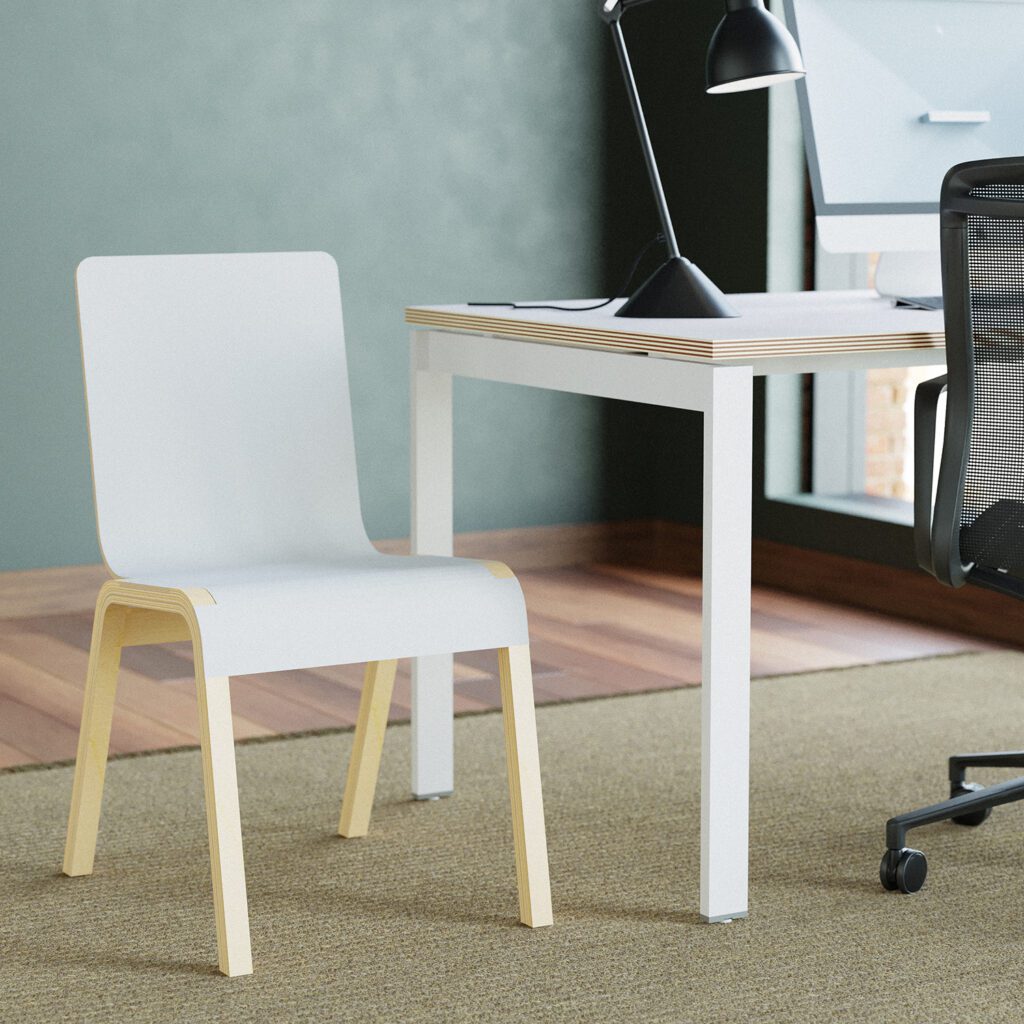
[195,671,252,977]
[498,644,553,928]
[339,659,398,838]
[63,601,129,876]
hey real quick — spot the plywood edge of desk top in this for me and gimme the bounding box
[404,307,944,362]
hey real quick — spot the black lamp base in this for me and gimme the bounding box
[616,256,739,318]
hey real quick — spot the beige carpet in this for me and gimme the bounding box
[4,651,1024,1023]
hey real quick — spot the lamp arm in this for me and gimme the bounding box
[600,0,659,25]
[609,19,681,260]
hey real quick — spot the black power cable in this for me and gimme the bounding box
[468,233,665,313]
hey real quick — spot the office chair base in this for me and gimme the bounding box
[880,848,927,894]
[949,781,992,827]
[879,754,1024,893]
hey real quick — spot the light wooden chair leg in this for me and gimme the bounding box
[339,659,398,838]
[498,644,553,928]
[63,602,129,876]
[195,672,253,977]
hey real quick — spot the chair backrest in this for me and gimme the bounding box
[76,251,373,579]
[928,158,1024,595]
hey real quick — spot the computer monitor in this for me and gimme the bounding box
[783,0,1024,262]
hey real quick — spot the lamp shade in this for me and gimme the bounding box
[706,0,806,94]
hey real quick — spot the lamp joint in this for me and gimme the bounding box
[599,0,658,25]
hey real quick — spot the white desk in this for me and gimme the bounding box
[405,290,944,923]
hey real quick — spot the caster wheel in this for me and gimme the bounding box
[880,847,927,893]
[951,781,991,827]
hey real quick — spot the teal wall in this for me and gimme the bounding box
[0,1,610,570]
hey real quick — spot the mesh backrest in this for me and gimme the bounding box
[958,184,1024,572]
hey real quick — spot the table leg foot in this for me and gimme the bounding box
[701,911,748,924]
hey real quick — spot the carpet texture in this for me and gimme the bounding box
[4,651,1024,1023]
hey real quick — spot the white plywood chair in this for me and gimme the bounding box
[63,251,552,977]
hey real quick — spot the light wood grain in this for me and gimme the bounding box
[338,660,398,838]
[122,608,191,646]
[62,581,253,977]
[63,601,128,875]
[405,295,945,363]
[498,644,552,928]
[195,671,252,978]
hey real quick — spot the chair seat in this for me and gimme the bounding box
[126,553,529,677]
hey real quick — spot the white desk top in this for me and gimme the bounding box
[406,290,945,364]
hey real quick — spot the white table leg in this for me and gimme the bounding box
[410,337,455,799]
[700,364,753,922]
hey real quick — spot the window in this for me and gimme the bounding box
[764,2,946,532]
[763,250,945,527]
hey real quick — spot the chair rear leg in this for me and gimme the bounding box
[947,752,1024,824]
[498,644,553,928]
[339,659,398,838]
[195,672,252,977]
[63,602,129,876]
[949,751,1024,782]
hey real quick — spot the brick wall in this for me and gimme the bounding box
[865,368,910,498]
[865,364,945,500]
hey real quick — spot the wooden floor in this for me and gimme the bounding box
[0,562,1002,769]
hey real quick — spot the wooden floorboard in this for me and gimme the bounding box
[0,561,1001,768]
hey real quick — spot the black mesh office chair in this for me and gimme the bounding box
[881,156,1024,894]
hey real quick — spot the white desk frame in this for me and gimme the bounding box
[408,295,944,923]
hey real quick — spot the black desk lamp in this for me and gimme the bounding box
[602,0,806,318]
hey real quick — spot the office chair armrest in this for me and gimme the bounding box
[914,373,948,576]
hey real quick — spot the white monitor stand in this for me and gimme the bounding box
[815,212,943,300]
[873,251,943,301]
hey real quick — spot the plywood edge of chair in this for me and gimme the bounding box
[479,559,516,579]
[96,580,215,648]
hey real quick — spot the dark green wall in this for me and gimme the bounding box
[0,1,611,570]
[600,0,770,525]
[599,3,919,572]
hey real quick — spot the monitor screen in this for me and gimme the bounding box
[784,0,1024,218]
